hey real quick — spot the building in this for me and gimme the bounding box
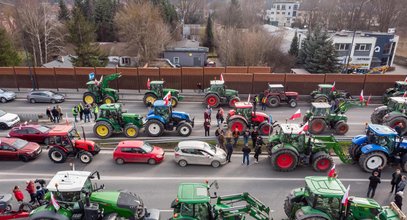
[163,40,209,67]
[265,0,301,27]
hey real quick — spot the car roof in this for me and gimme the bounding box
[210,80,224,85]
[153,100,171,107]
[47,171,92,192]
[117,140,144,148]
[178,141,207,149]
[389,97,407,103]
[311,102,331,108]
[234,102,253,108]
[177,183,210,204]
[29,90,52,93]
[305,176,346,198]
[318,84,334,88]
[0,138,20,145]
[395,81,407,85]
[368,124,397,136]
[278,123,302,134]
[48,125,74,136]
[12,124,44,130]
[268,84,284,88]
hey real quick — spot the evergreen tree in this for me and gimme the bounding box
[151,0,178,27]
[204,14,214,52]
[67,8,107,67]
[58,0,70,21]
[0,27,21,66]
[288,31,299,57]
[94,0,118,41]
[227,0,243,28]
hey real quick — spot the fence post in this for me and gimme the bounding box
[53,67,58,91]
[180,68,183,92]
[12,66,19,91]
[74,67,78,92]
[137,68,141,93]
[362,74,367,91]
[251,73,255,94]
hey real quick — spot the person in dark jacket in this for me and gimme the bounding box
[372,166,383,178]
[254,136,264,164]
[83,106,91,123]
[243,128,250,146]
[395,191,403,211]
[46,107,52,122]
[242,144,251,166]
[391,169,402,193]
[204,119,210,136]
[251,128,259,148]
[397,175,407,195]
[216,110,223,127]
[51,107,59,123]
[26,180,36,204]
[226,140,233,163]
[367,171,381,198]
[218,131,225,151]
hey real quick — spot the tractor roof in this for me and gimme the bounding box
[311,102,331,108]
[177,183,210,204]
[150,81,164,84]
[47,171,92,192]
[318,84,334,88]
[234,102,253,108]
[48,125,74,136]
[268,84,284,88]
[368,124,397,136]
[86,81,96,85]
[395,81,407,85]
[153,100,171,107]
[100,103,122,110]
[210,80,224,85]
[305,176,346,198]
[278,123,302,134]
[389,97,407,103]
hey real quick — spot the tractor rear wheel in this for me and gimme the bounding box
[267,96,280,107]
[271,149,298,172]
[229,97,240,108]
[205,94,220,108]
[143,93,158,106]
[171,97,179,107]
[314,96,328,102]
[103,95,114,104]
[334,121,349,135]
[78,151,93,164]
[296,210,328,220]
[94,121,113,139]
[145,119,164,137]
[83,92,96,105]
[312,152,333,172]
[309,119,327,134]
[228,118,247,133]
[29,210,70,220]
[289,99,297,108]
[48,147,67,163]
[386,117,407,136]
[259,122,272,135]
[359,151,387,173]
[349,144,362,161]
[177,123,192,137]
[124,124,140,138]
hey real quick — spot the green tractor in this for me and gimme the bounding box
[284,176,406,220]
[310,84,352,103]
[83,73,121,105]
[29,170,160,220]
[371,97,407,135]
[204,80,240,108]
[383,81,407,104]
[93,103,143,139]
[143,81,183,107]
[303,102,349,135]
[170,181,272,220]
[268,123,352,172]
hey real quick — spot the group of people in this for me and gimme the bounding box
[45,105,63,124]
[203,106,225,136]
[12,179,47,205]
[71,103,99,123]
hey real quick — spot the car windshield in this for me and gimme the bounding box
[0,110,6,117]
[44,91,56,96]
[11,139,28,149]
[141,142,153,152]
[69,129,80,139]
[204,143,216,154]
[37,126,51,133]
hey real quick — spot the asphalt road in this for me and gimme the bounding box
[0,100,374,140]
[0,150,403,220]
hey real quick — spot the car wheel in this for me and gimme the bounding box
[51,99,56,104]
[0,97,6,103]
[211,160,221,168]
[0,123,8,130]
[30,99,36,103]
[116,158,124,165]
[178,160,187,167]
[20,155,29,162]
[148,158,157,165]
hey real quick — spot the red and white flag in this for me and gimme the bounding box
[65,113,69,125]
[163,91,171,105]
[404,76,407,82]
[298,122,309,134]
[359,90,364,102]
[289,109,301,120]
[220,73,224,81]
[50,192,60,211]
[328,164,336,177]
[331,81,336,91]
[247,94,251,102]
[367,95,372,106]
[147,78,151,89]
[341,185,350,207]
[404,91,407,98]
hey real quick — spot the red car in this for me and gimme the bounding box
[113,141,164,165]
[8,124,52,144]
[0,138,42,161]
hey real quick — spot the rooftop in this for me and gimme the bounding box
[278,123,302,134]
[178,141,208,149]
[48,125,74,136]
[389,97,407,103]
[311,102,332,108]
[210,80,224,85]
[318,84,334,88]
[395,81,407,85]
[165,40,209,53]
[47,171,92,192]
[100,103,122,110]
[368,124,397,136]
[268,84,284,88]
[153,100,171,107]
[235,102,253,108]
[305,176,346,198]
[177,183,210,204]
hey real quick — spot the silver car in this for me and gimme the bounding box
[174,141,227,168]
[0,89,16,103]
[27,90,65,104]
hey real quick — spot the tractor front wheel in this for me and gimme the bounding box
[229,97,240,108]
[177,123,192,137]
[312,152,333,172]
[103,96,114,104]
[349,144,362,161]
[124,124,140,138]
[359,151,387,173]
[78,151,93,164]
[309,119,327,134]
[83,92,96,105]
[289,99,297,108]
[334,121,349,135]
[145,120,164,137]
[48,147,67,163]
[295,210,328,220]
[259,122,272,135]
[205,95,220,108]
[143,93,158,106]
[271,149,298,172]
[228,118,247,133]
[93,121,113,139]
[386,117,407,136]
[267,96,280,107]
[171,97,179,107]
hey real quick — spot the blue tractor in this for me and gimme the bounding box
[144,100,194,137]
[350,124,407,172]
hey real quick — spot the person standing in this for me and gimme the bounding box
[243,128,250,146]
[252,95,258,116]
[225,128,232,143]
[78,103,84,121]
[46,107,52,122]
[219,108,225,124]
[395,191,403,211]
[226,140,233,163]
[232,128,240,146]
[216,109,223,127]
[215,127,221,138]
[373,166,383,178]
[36,185,45,205]
[391,169,402,193]
[242,144,251,166]
[251,128,259,148]
[206,105,212,120]
[397,176,407,195]
[261,95,267,111]
[51,107,59,123]
[83,106,91,123]
[92,103,99,121]
[218,130,225,151]
[13,186,24,203]
[72,106,78,122]
[204,119,210,136]
[56,105,62,121]
[204,110,210,123]
[367,171,381,198]
[254,136,264,164]
[26,180,36,204]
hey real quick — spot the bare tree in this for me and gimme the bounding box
[176,0,203,24]
[374,0,405,32]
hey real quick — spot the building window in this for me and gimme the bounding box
[270,12,274,14]
[282,5,286,10]
[288,12,291,15]
[173,57,180,64]
[298,12,301,16]
[287,18,290,21]
[294,4,298,10]
[282,12,285,14]
[355,43,371,51]
[289,6,291,9]
[277,12,280,14]
[277,5,280,10]
[383,43,391,55]
[293,11,297,16]
[122,57,130,65]
[335,43,350,51]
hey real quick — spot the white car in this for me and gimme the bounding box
[0,110,20,129]
[174,141,227,168]
[0,89,16,103]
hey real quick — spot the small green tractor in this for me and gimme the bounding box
[93,103,143,139]
[371,97,407,135]
[284,176,406,220]
[83,73,121,105]
[170,181,272,220]
[310,84,352,103]
[383,81,407,104]
[143,81,183,107]
[29,170,160,220]
[303,102,349,135]
[268,123,352,172]
[204,80,240,108]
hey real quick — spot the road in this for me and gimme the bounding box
[0,150,402,219]
[0,100,374,140]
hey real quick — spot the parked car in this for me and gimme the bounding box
[0,110,20,130]
[8,124,52,144]
[27,90,65,103]
[174,141,227,168]
[0,89,16,103]
[113,140,165,165]
[0,138,42,161]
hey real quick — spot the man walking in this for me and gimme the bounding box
[242,144,251,166]
[216,109,223,127]
[251,128,259,148]
[243,128,250,146]
[261,95,267,111]
[83,106,91,123]
[396,176,407,195]
[92,103,99,121]
[232,128,240,146]
[72,106,78,122]
[218,130,225,151]
[78,103,84,121]
[226,140,233,163]
[25,180,36,204]
[225,128,232,143]
[51,107,59,124]
[254,136,264,164]
[204,119,210,136]
[391,169,402,193]
[46,107,52,122]
[252,95,258,116]
[367,171,381,198]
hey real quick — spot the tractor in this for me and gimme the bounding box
[143,81,183,107]
[227,102,272,135]
[303,102,349,135]
[29,170,160,220]
[371,97,407,135]
[310,84,352,103]
[350,124,407,173]
[204,80,240,108]
[268,123,352,172]
[170,181,272,220]
[144,100,194,137]
[261,84,298,108]
[383,81,407,104]
[93,103,143,139]
[47,125,100,164]
[284,176,406,220]
[83,72,121,105]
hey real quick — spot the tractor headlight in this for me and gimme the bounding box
[295,209,304,218]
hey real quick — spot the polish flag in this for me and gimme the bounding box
[404,91,407,98]
[65,113,69,125]
[220,73,224,81]
[163,91,171,105]
[342,185,350,207]
[147,78,151,89]
[298,122,309,134]
[359,90,364,102]
[247,94,251,102]
[289,109,301,120]
[328,164,336,177]
[404,76,407,82]
[367,95,372,106]
[331,81,336,91]
[50,192,60,211]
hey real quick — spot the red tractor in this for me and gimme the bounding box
[47,125,100,164]
[227,102,272,135]
[262,84,298,108]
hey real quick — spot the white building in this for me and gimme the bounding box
[265,0,300,27]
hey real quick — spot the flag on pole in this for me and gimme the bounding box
[298,122,309,134]
[404,91,407,98]
[163,91,171,105]
[289,109,301,120]
[341,185,350,207]
[328,164,336,177]
[247,94,251,102]
[65,113,69,125]
[331,81,336,91]
[367,95,372,106]
[359,90,364,102]
[405,76,407,82]
[147,78,151,89]
[220,74,224,81]
[50,192,60,211]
